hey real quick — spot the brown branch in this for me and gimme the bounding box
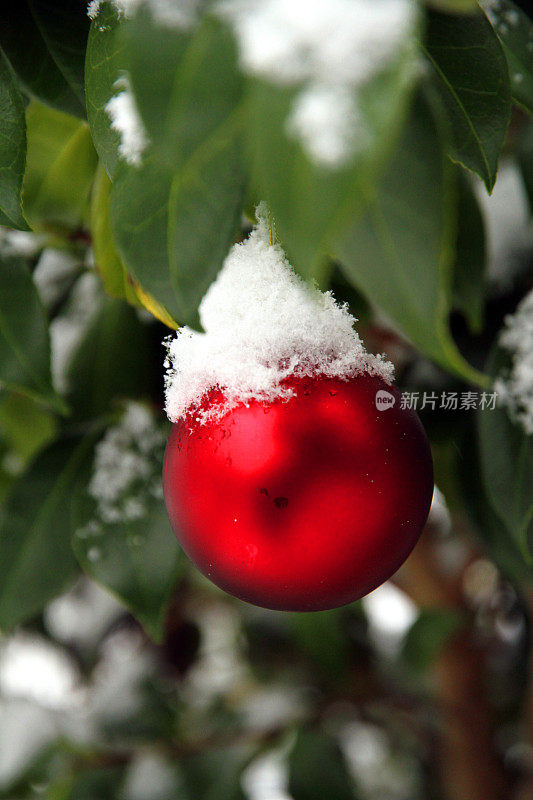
[513,591,533,800]
[394,523,508,800]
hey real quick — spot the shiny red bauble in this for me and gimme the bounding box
[163,374,433,611]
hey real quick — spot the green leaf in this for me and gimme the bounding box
[90,163,139,305]
[482,0,533,114]
[289,609,350,677]
[478,345,533,560]
[125,14,242,167]
[250,26,419,282]
[110,14,246,328]
[111,138,245,329]
[452,170,486,333]
[0,391,57,461]
[0,3,83,116]
[0,434,97,631]
[336,92,486,386]
[61,768,125,800]
[401,608,465,673]
[85,1,125,179]
[72,413,182,642]
[23,101,98,234]
[0,48,29,230]
[424,6,511,192]
[27,0,89,106]
[65,297,151,421]
[289,730,357,800]
[182,749,248,800]
[459,420,531,585]
[0,254,64,410]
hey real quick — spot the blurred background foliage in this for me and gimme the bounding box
[0,0,531,798]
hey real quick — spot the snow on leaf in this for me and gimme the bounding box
[88,0,200,28]
[49,272,101,394]
[223,0,417,168]
[84,402,165,528]
[105,76,149,167]
[494,288,533,435]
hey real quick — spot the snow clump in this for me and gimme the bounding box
[84,403,165,527]
[223,0,417,167]
[88,0,200,28]
[164,204,393,424]
[494,289,533,435]
[105,76,149,167]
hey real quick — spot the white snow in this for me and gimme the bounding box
[45,578,123,650]
[49,272,102,394]
[428,485,451,536]
[33,247,80,309]
[0,634,82,711]
[340,720,420,799]
[122,753,183,800]
[90,0,416,168]
[0,227,45,258]
[164,205,393,423]
[242,747,292,800]
[223,0,417,167]
[0,700,58,790]
[475,160,533,287]
[88,0,200,27]
[105,76,149,167]
[85,402,165,526]
[288,85,369,168]
[362,581,417,656]
[494,288,533,435]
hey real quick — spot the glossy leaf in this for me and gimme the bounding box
[482,0,533,114]
[133,283,179,329]
[90,164,177,326]
[290,609,350,677]
[72,414,182,642]
[478,346,533,559]
[0,391,57,461]
[110,15,246,328]
[0,434,97,631]
[424,7,511,192]
[0,254,63,410]
[0,2,83,116]
[289,730,356,800]
[23,101,98,234]
[73,495,182,643]
[124,14,242,166]
[401,608,465,673]
[90,163,139,305]
[460,420,532,586]
[336,93,486,386]
[452,170,486,333]
[249,22,419,282]
[27,0,89,105]
[61,767,125,800]
[65,297,151,421]
[0,48,29,230]
[85,1,125,179]
[111,141,245,329]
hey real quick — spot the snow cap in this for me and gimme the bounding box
[164,205,393,423]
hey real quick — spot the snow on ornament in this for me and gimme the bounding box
[163,207,433,611]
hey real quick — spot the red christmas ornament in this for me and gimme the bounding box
[163,373,433,611]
